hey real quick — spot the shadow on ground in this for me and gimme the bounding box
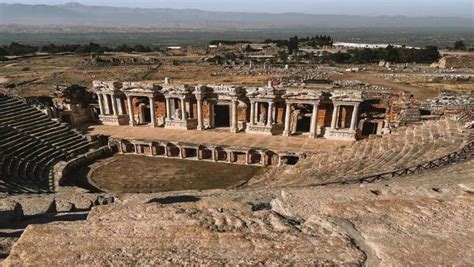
[147,195,201,205]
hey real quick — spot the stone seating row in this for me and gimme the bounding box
[263,118,470,186]
[0,94,96,192]
[0,95,93,157]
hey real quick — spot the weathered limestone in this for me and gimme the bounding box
[93,80,393,141]
[110,138,300,167]
[245,85,285,136]
[282,89,323,138]
[325,90,363,141]
[92,81,130,126]
[0,93,97,193]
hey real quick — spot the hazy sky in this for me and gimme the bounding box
[1,0,473,17]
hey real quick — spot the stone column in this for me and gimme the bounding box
[228,151,233,163]
[149,96,156,127]
[350,103,360,131]
[212,149,217,162]
[180,98,186,120]
[249,101,255,125]
[255,102,259,123]
[149,143,154,156]
[283,102,291,136]
[245,152,250,165]
[118,141,123,153]
[180,147,185,159]
[97,94,105,116]
[116,97,124,115]
[165,98,172,120]
[309,102,319,138]
[111,95,118,116]
[104,94,111,115]
[126,95,135,126]
[267,101,274,127]
[335,105,341,129]
[197,97,203,130]
[208,102,215,128]
[230,99,238,133]
[197,148,202,160]
[331,103,339,130]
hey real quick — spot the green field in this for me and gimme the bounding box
[0,28,472,48]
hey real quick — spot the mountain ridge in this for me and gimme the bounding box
[0,3,471,29]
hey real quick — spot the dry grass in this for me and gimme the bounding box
[0,53,271,97]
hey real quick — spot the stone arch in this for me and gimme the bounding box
[199,145,214,160]
[152,142,166,156]
[265,150,278,166]
[248,149,263,165]
[121,140,135,153]
[166,143,180,157]
[215,146,228,162]
[108,139,121,153]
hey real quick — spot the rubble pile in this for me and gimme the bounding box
[334,80,389,91]
[421,90,474,115]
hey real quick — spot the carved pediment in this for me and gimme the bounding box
[92,81,122,92]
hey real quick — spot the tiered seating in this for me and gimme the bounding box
[0,94,95,192]
[258,118,470,186]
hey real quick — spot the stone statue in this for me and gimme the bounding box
[175,109,182,120]
[259,110,267,124]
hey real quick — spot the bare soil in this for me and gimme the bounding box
[90,155,262,194]
[331,71,440,100]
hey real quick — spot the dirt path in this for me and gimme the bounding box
[331,72,439,100]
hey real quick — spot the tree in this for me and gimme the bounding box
[288,36,299,54]
[454,40,466,50]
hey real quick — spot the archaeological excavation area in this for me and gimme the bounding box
[1,77,473,265]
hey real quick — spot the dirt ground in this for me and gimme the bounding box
[331,71,441,100]
[0,53,271,96]
[90,155,262,194]
[1,53,471,99]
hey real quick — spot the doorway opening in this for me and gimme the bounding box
[214,104,230,128]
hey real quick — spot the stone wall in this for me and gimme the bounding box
[386,92,421,125]
[53,147,111,191]
[435,55,474,69]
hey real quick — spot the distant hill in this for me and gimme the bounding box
[0,2,471,30]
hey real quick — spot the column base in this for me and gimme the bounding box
[230,128,238,133]
[324,128,357,141]
[282,131,290,137]
[99,115,130,126]
[308,132,317,138]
